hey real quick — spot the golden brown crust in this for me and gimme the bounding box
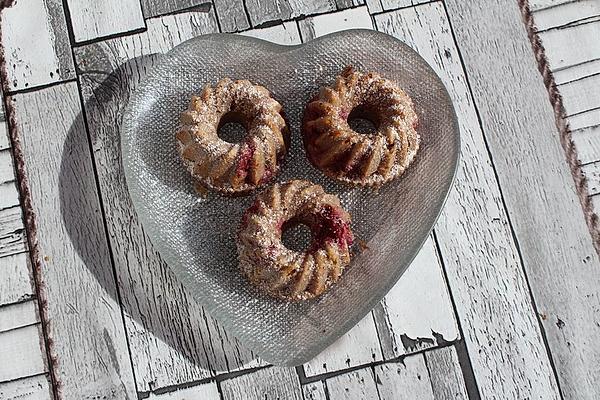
[237,180,353,301]
[176,78,288,195]
[302,67,419,187]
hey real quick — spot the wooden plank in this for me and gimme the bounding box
[213,0,250,32]
[0,206,27,258]
[12,82,137,398]
[220,367,303,400]
[303,314,382,377]
[444,0,600,398]
[141,0,210,18]
[553,59,600,85]
[539,21,600,72]
[581,161,600,195]
[0,300,38,333]
[146,382,220,399]
[0,324,46,382]
[240,21,302,44]
[365,0,383,13]
[0,149,15,184]
[0,125,9,151]
[0,253,33,306]
[74,11,267,392]
[530,0,577,11]
[66,0,145,43]
[325,368,379,399]
[572,125,600,165]
[568,109,600,131]
[0,181,20,210]
[373,237,459,359]
[302,381,327,400]
[533,0,600,31]
[1,0,74,91]
[297,6,373,42]
[376,3,562,399]
[425,346,469,400]
[559,74,600,116]
[0,374,52,400]
[244,0,336,28]
[379,0,430,11]
[374,356,435,400]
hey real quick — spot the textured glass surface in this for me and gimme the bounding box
[121,30,460,366]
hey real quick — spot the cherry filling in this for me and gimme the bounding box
[235,140,255,180]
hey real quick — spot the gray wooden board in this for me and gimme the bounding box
[0,206,27,258]
[140,0,211,18]
[244,0,336,27]
[425,346,469,400]
[220,367,303,400]
[375,3,562,399]
[573,125,600,165]
[0,324,46,382]
[212,0,251,32]
[445,0,600,398]
[0,374,52,400]
[12,82,137,399]
[0,253,33,306]
[0,300,38,333]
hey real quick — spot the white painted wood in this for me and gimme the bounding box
[530,0,577,11]
[213,0,251,32]
[146,382,220,399]
[0,324,46,382]
[74,11,266,392]
[0,253,32,307]
[0,149,15,184]
[568,109,600,131]
[379,0,430,11]
[374,356,434,400]
[559,74,600,116]
[0,374,52,400]
[376,3,562,399]
[572,125,600,164]
[553,59,600,85]
[425,346,469,400]
[365,0,383,13]
[220,367,303,400]
[297,6,372,42]
[0,122,9,151]
[66,0,144,43]
[12,82,136,398]
[240,21,302,45]
[0,181,20,210]
[303,314,382,377]
[0,300,38,333]
[373,237,459,359]
[581,161,600,195]
[1,0,74,91]
[141,0,209,18]
[244,0,336,28]
[302,381,327,400]
[539,21,600,72]
[325,368,379,399]
[533,0,600,31]
[0,206,26,258]
[444,0,600,398]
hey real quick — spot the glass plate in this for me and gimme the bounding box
[121,29,460,366]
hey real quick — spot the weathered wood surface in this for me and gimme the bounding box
[0,374,52,400]
[66,0,145,43]
[374,357,434,400]
[212,0,250,32]
[302,381,327,400]
[376,3,561,399]
[145,381,220,399]
[325,368,380,399]
[240,21,301,44]
[533,0,600,31]
[1,0,74,91]
[573,126,600,165]
[529,0,576,11]
[446,0,600,398]
[220,367,302,400]
[297,6,373,41]
[0,324,46,382]
[0,300,38,333]
[12,83,137,399]
[0,253,33,306]
[141,0,211,18]
[425,346,469,400]
[244,0,335,27]
[0,206,26,257]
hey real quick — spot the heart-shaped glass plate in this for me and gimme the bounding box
[121,29,459,366]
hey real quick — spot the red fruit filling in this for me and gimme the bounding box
[235,140,255,181]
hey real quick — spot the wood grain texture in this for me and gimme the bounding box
[572,125,600,164]
[141,0,210,18]
[559,73,600,116]
[379,0,430,11]
[0,253,33,306]
[539,20,600,71]
[12,82,137,399]
[66,0,144,42]
[297,6,373,42]
[581,161,600,195]
[145,382,220,399]
[213,0,250,32]
[244,0,336,28]
[0,374,52,400]
[1,0,74,91]
[75,11,265,392]
[0,324,46,382]
[425,346,469,400]
[552,59,600,86]
[0,206,26,258]
[373,237,459,359]
[569,109,600,131]
[374,357,434,400]
[0,300,38,333]
[240,21,301,44]
[532,0,600,31]
[529,0,580,11]
[325,368,379,399]
[0,181,20,210]
[302,381,327,400]
[445,0,600,398]
[376,3,562,399]
[220,367,302,400]
[365,0,383,13]
[0,149,15,184]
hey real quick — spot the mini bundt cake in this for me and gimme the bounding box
[176,78,289,194]
[302,67,419,186]
[237,180,354,301]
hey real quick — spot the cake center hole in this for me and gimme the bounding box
[281,222,313,252]
[348,105,378,135]
[218,112,246,143]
